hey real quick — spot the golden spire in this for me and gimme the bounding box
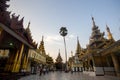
[39,36,46,56]
[42,35,44,42]
[92,16,96,28]
[71,51,73,57]
[106,25,114,41]
[56,49,63,63]
[26,22,31,36]
[25,21,33,42]
[76,37,81,54]
[27,21,30,28]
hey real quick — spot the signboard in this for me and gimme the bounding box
[0,49,9,57]
[28,49,46,63]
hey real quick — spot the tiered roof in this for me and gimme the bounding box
[38,36,46,56]
[0,0,37,48]
[56,50,63,63]
[89,17,105,48]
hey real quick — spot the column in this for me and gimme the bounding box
[21,54,26,70]
[79,67,81,71]
[111,53,120,77]
[11,50,19,72]
[12,43,24,72]
[22,54,29,71]
[106,56,110,67]
[5,52,16,72]
[25,55,29,71]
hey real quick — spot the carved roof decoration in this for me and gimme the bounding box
[89,17,106,48]
[0,0,11,27]
[0,0,10,12]
[0,0,37,48]
[25,22,33,44]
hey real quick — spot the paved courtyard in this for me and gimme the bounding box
[18,71,120,80]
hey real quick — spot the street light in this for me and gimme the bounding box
[59,27,68,72]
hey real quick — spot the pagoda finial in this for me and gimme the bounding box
[27,21,30,28]
[59,49,60,53]
[77,36,79,41]
[106,24,114,41]
[26,21,32,37]
[42,35,44,41]
[71,51,73,57]
[76,37,81,54]
[77,36,79,44]
[106,24,110,32]
[92,16,96,27]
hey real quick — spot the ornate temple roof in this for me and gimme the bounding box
[89,17,105,48]
[56,49,63,63]
[38,36,46,56]
[0,0,37,48]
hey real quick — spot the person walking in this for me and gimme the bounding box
[43,67,46,75]
[39,67,42,76]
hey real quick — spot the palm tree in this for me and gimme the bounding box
[59,27,68,72]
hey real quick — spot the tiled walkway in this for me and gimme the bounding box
[18,71,120,80]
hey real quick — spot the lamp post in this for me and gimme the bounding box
[59,27,68,72]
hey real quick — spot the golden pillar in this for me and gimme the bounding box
[22,54,29,70]
[12,43,24,72]
[11,50,19,72]
[22,55,27,69]
[111,53,120,77]
[5,52,16,72]
[25,55,29,71]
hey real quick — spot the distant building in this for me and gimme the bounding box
[68,38,83,72]
[55,50,64,71]
[46,54,54,71]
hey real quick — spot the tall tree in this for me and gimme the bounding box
[59,27,68,72]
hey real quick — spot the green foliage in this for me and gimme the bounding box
[59,27,68,37]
